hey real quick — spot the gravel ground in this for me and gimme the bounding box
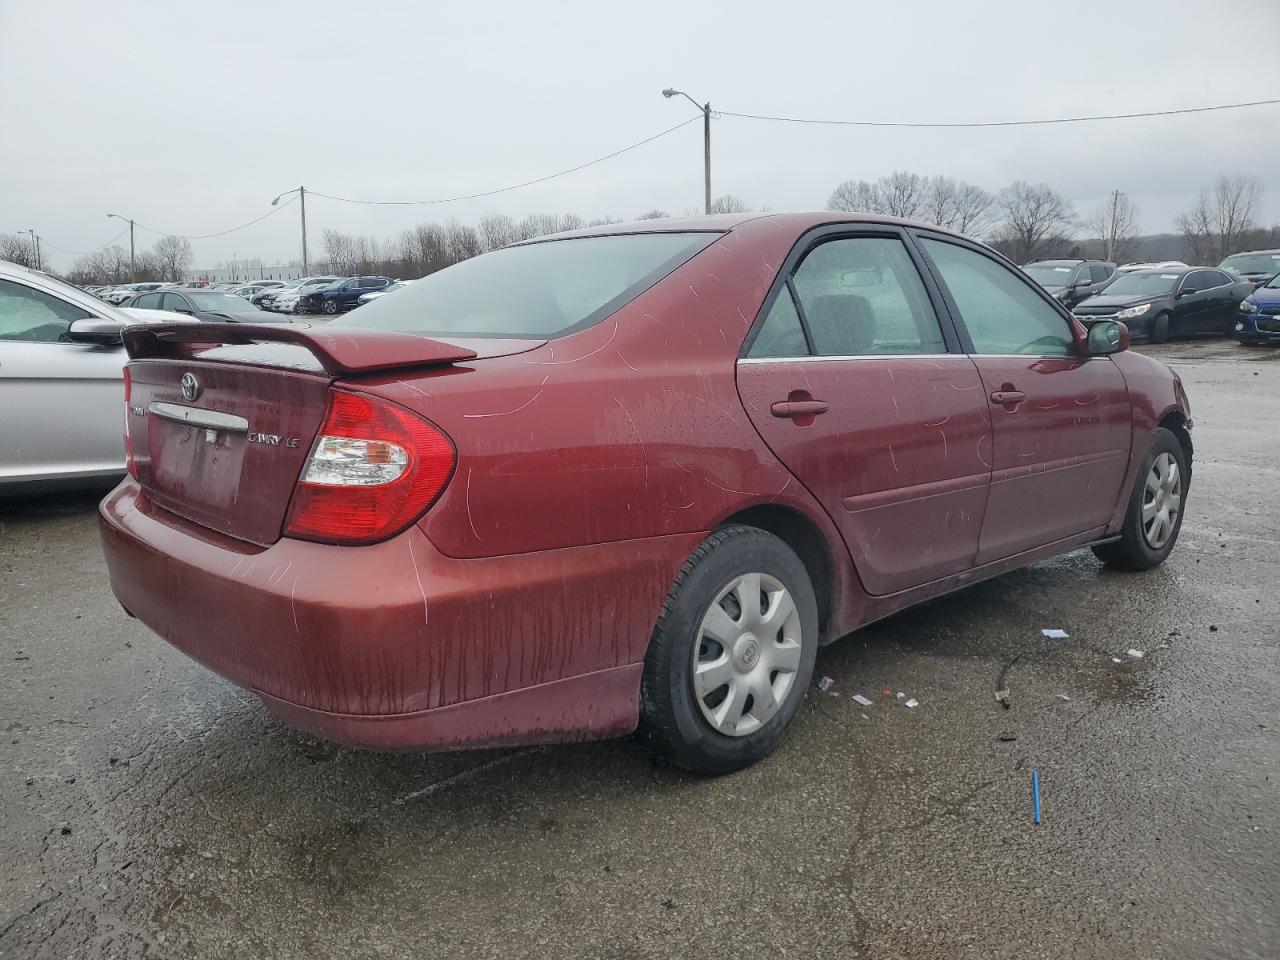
[1,341,1277,959]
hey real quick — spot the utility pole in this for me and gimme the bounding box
[272,186,309,274]
[663,88,712,214]
[106,214,136,281]
[26,229,41,270]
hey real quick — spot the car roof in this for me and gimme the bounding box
[1223,248,1280,256]
[517,211,984,246]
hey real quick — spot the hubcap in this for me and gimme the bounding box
[1142,452,1182,549]
[691,572,803,737]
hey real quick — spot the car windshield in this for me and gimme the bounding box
[189,293,256,311]
[1219,253,1280,275]
[1023,264,1075,286]
[336,233,719,338]
[1266,274,1280,290]
[1101,271,1180,296]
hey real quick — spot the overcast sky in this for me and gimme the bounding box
[3,0,1277,271]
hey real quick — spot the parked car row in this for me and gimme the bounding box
[1023,249,1280,345]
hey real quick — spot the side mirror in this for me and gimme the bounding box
[1085,319,1128,356]
[67,318,125,346]
[1177,288,1197,298]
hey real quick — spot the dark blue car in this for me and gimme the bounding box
[298,276,392,315]
[1235,272,1280,345]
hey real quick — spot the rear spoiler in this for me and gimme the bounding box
[121,323,477,376]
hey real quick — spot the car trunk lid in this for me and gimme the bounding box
[122,323,481,545]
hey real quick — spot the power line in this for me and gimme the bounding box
[308,115,701,206]
[35,225,131,256]
[717,96,1280,129]
[130,194,296,239]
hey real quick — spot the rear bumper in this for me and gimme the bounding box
[98,480,700,750]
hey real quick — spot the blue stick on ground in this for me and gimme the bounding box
[1032,769,1042,825]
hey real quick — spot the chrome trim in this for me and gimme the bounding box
[738,353,960,363]
[147,402,249,433]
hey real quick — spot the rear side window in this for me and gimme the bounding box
[337,233,718,338]
[790,237,945,356]
[748,286,809,358]
[922,238,1073,356]
[0,279,91,342]
[1089,265,1111,282]
[133,293,162,309]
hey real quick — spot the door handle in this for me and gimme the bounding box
[989,389,1025,408]
[771,400,829,419]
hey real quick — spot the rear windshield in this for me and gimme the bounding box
[335,232,718,338]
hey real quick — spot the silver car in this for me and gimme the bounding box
[0,259,191,493]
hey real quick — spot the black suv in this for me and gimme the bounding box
[1023,259,1116,308]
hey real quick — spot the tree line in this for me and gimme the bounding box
[825,170,1271,266]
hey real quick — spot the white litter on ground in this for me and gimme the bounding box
[1056,694,1072,701]
[1112,657,1123,663]
[1127,649,1145,659]
[1042,628,1069,639]
[904,699,919,708]
[816,676,834,691]
[851,694,873,707]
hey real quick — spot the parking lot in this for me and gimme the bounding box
[2,342,1277,960]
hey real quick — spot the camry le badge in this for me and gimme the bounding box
[180,372,200,402]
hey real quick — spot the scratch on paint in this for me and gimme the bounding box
[939,429,948,460]
[463,375,550,418]
[703,475,752,496]
[616,348,639,372]
[269,561,293,586]
[465,468,482,541]
[706,273,721,281]
[397,379,433,401]
[290,575,301,637]
[950,381,979,391]
[736,305,750,326]
[976,435,992,467]
[688,284,700,298]
[660,498,696,510]
[925,415,951,426]
[888,444,900,472]
[718,327,727,342]
[407,537,429,625]
[613,397,649,485]
[525,319,619,365]
[776,476,792,495]
[887,367,896,384]
[1074,395,1099,406]
[890,396,901,417]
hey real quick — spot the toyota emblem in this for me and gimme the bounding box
[180,372,201,402]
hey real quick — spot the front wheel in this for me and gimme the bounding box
[322,299,339,315]
[640,525,818,775]
[1148,312,1171,344]
[1092,427,1188,571]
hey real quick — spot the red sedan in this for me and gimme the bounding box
[99,213,1192,774]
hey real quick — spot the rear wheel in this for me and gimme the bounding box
[1092,427,1188,571]
[640,526,818,775]
[1148,312,1171,344]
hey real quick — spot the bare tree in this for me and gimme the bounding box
[1085,190,1140,263]
[994,181,1076,263]
[922,177,994,237]
[443,220,483,263]
[876,171,924,219]
[0,233,39,268]
[477,214,517,252]
[636,209,670,220]
[1175,174,1264,263]
[152,235,193,281]
[321,229,356,275]
[827,179,879,213]
[707,194,752,214]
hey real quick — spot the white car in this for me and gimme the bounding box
[0,260,192,493]
[1116,261,1189,274]
[271,277,339,313]
[101,282,166,305]
[356,279,414,305]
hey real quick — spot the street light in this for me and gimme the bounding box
[106,213,136,282]
[663,87,711,215]
[271,186,308,274]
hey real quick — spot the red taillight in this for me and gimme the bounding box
[123,367,137,479]
[283,390,455,545]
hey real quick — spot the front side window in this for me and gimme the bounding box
[790,237,945,356]
[338,232,718,338]
[922,238,1073,356]
[0,279,91,342]
[161,293,192,313]
[133,293,162,309]
[1089,265,1111,282]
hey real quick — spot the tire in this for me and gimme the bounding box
[640,525,819,775]
[322,299,338,315]
[1092,427,1188,571]
[1148,312,1170,344]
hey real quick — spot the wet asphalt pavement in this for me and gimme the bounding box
[2,341,1277,959]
